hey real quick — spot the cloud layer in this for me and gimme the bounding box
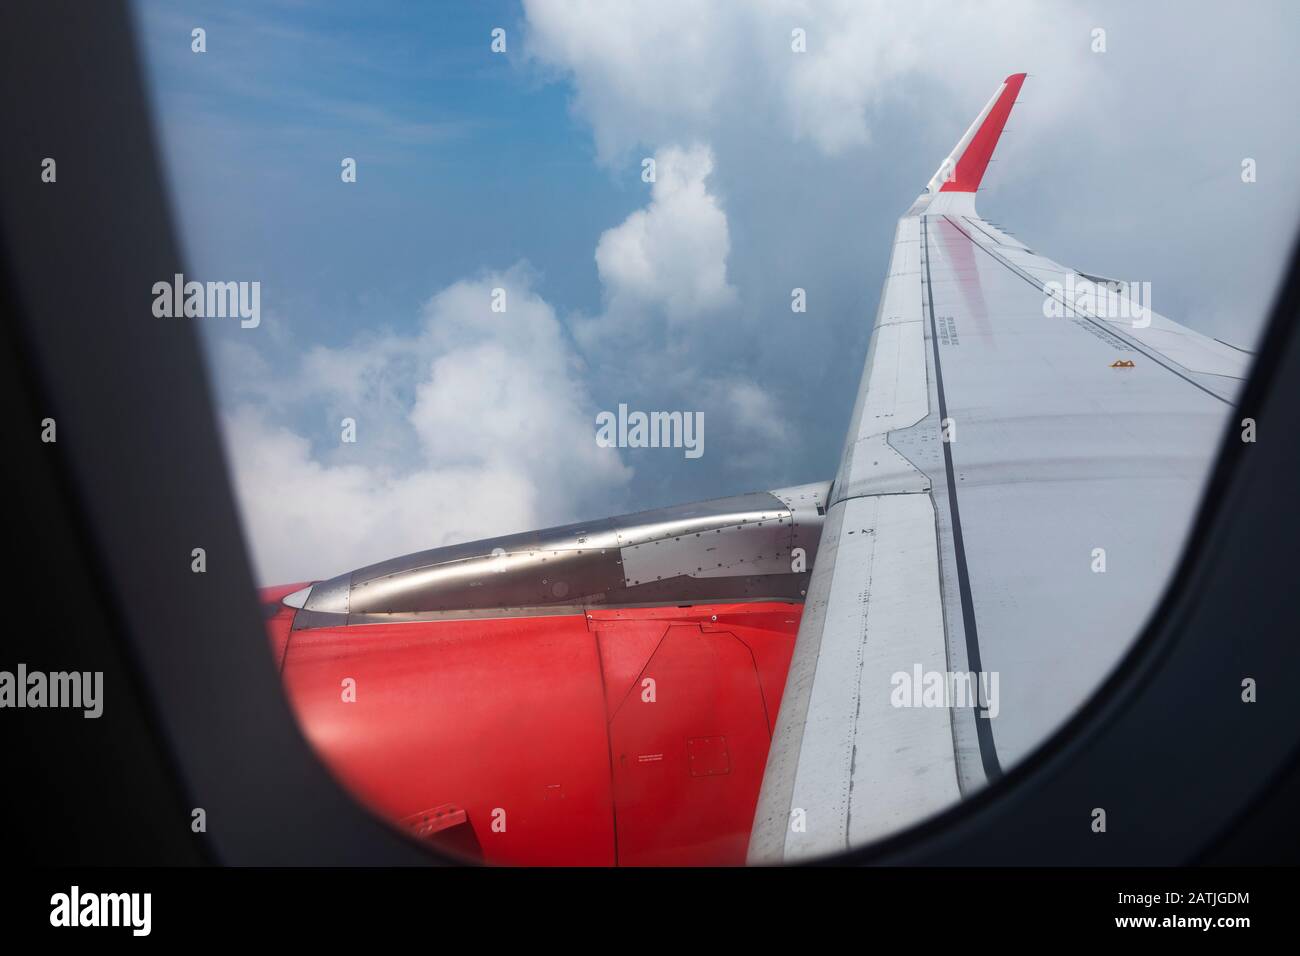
[203,1,1300,584]
[222,267,632,582]
[524,0,1300,346]
[523,0,1097,161]
[594,145,736,322]
[224,159,784,584]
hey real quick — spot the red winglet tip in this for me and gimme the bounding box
[936,72,1027,193]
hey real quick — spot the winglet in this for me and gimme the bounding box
[925,73,1026,195]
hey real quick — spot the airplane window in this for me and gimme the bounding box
[128,1,1300,865]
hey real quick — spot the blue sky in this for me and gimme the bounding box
[132,0,629,342]
[131,0,1300,582]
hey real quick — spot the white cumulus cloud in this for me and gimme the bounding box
[523,0,1092,161]
[222,266,631,584]
[592,144,736,326]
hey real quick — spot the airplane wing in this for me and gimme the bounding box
[749,73,1251,862]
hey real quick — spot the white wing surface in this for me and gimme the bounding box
[750,74,1249,862]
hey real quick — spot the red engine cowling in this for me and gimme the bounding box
[265,593,800,866]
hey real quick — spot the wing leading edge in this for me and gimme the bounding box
[749,74,1249,863]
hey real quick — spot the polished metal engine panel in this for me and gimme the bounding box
[293,482,829,629]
